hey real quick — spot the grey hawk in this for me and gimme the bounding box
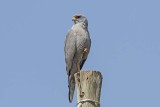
[64,14,91,103]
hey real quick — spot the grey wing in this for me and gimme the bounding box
[80,33,91,70]
[64,29,76,75]
[64,29,77,102]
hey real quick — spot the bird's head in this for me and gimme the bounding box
[72,14,88,27]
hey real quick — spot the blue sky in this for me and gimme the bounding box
[0,0,160,107]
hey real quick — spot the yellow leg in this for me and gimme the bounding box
[77,63,80,72]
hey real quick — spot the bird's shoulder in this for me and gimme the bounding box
[65,29,76,42]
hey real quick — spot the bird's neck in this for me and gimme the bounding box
[75,23,88,29]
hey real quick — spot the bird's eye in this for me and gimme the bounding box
[76,16,81,18]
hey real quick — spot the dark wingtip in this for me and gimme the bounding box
[80,59,86,69]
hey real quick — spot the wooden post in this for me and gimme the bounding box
[74,71,103,107]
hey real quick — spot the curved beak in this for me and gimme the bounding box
[72,16,78,21]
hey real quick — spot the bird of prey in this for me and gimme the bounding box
[64,14,91,103]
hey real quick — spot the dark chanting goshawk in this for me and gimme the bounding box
[64,14,91,103]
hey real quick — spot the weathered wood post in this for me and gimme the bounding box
[74,71,103,107]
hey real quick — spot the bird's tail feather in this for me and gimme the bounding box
[67,62,77,103]
[68,76,75,103]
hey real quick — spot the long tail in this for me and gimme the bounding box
[67,62,77,103]
[68,75,75,103]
